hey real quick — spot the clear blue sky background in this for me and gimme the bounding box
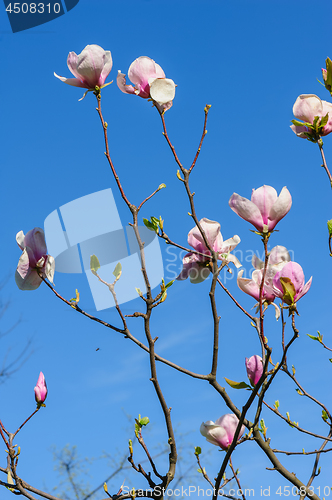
[1,1,332,498]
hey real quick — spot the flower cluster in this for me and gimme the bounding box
[237,245,290,303]
[55,45,175,109]
[237,248,311,312]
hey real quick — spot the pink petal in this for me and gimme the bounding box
[225,253,242,268]
[269,187,292,230]
[296,276,312,301]
[251,186,277,226]
[290,124,309,138]
[215,414,245,450]
[67,51,80,79]
[200,422,227,447]
[128,56,165,97]
[321,101,332,135]
[54,72,87,88]
[16,249,30,279]
[220,235,240,253]
[273,261,304,298]
[15,268,42,291]
[229,193,264,231]
[293,94,323,123]
[268,245,290,266]
[237,269,260,300]
[99,50,113,85]
[116,71,136,95]
[24,228,47,267]
[188,218,222,253]
[176,253,196,280]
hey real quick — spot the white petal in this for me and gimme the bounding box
[45,256,55,284]
[16,230,25,250]
[150,78,176,105]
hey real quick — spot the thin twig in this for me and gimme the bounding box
[188,105,211,172]
[229,457,245,500]
[318,139,332,187]
[95,93,133,208]
[217,278,254,321]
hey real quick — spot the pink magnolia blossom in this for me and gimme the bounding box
[291,94,332,138]
[237,245,290,303]
[272,261,312,306]
[200,414,245,451]
[245,355,263,386]
[34,372,48,405]
[54,45,112,90]
[229,185,292,233]
[177,218,241,284]
[117,56,175,111]
[15,228,54,291]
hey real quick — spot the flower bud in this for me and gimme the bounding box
[34,372,47,405]
[245,355,263,386]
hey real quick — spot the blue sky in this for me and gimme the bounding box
[1,0,332,498]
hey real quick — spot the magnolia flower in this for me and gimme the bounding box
[229,185,292,233]
[117,56,175,111]
[272,261,312,306]
[15,228,54,291]
[291,94,332,138]
[177,218,241,284]
[237,245,290,319]
[200,414,245,451]
[54,45,112,92]
[34,372,48,405]
[245,355,263,386]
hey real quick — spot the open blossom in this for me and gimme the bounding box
[237,245,290,303]
[15,228,54,291]
[291,94,332,138]
[177,218,241,284]
[54,45,112,90]
[229,185,292,233]
[200,414,245,450]
[34,372,48,405]
[272,261,312,306]
[117,56,175,111]
[246,355,263,386]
